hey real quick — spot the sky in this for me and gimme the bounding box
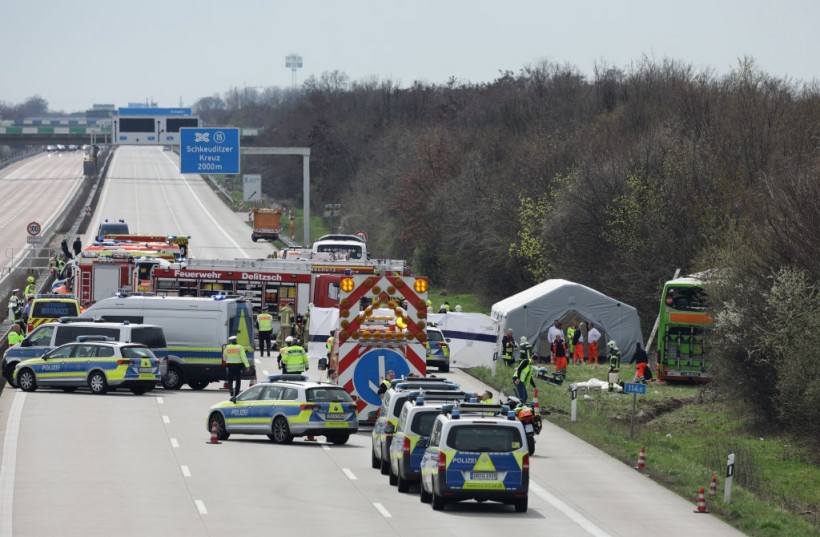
[1,0,818,113]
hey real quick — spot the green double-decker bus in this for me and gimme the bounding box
[656,276,712,382]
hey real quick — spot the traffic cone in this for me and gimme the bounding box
[207,421,221,445]
[634,446,646,469]
[532,388,540,414]
[694,487,709,513]
[708,474,718,497]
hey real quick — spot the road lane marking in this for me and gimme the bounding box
[0,392,26,537]
[322,445,331,451]
[255,359,261,364]
[342,468,357,480]
[373,503,392,518]
[157,397,164,404]
[170,438,179,448]
[162,415,171,424]
[530,481,611,537]
[161,151,249,257]
[181,466,191,477]
[195,500,208,514]
[263,370,270,377]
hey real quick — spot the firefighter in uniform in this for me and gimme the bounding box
[280,336,309,374]
[24,277,36,301]
[501,329,517,367]
[223,335,249,397]
[607,340,621,391]
[256,306,274,357]
[277,303,294,349]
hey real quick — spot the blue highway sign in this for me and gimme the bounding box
[180,128,240,174]
[624,382,647,394]
[353,348,410,407]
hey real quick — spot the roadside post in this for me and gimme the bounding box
[624,382,646,438]
[570,383,578,422]
[724,453,735,503]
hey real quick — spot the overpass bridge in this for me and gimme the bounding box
[0,126,263,146]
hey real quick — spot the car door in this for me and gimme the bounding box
[256,385,283,433]
[224,385,266,433]
[35,344,76,387]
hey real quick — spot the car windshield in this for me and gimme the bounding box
[428,330,445,343]
[447,425,522,453]
[307,387,353,403]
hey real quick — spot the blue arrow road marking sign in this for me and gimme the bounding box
[353,348,410,407]
[179,127,240,174]
[624,382,647,394]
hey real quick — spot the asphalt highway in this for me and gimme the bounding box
[0,146,746,536]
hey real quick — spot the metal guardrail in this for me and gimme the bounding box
[0,147,114,392]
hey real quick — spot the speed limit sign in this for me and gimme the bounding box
[354,230,368,242]
[26,221,41,237]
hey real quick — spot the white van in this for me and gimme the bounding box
[312,234,368,260]
[2,319,169,388]
[81,295,255,390]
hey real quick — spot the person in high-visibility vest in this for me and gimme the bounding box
[512,352,538,403]
[223,335,249,398]
[7,324,24,346]
[256,306,274,357]
[478,390,495,404]
[377,370,395,398]
[326,330,335,359]
[24,277,36,301]
[280,336,309,374]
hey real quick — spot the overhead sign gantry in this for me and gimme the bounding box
[114,107,199,145]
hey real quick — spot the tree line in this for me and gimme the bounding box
[195,57,819,439]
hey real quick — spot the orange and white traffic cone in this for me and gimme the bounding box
[207,421,221,445]
[694,487,709,513]
[532,388,540,414]
[708,474,718,497]
[634,446,646,469]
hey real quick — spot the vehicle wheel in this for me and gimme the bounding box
[440,364,450,373]
[380,453,390,475]
[515,497,528,513]
[271,416,293,444]
[88,372,108,395]
[327,434,349,445]
[161,367,183,390]
[397,473,410,493]
[209,412,230,440]
[17,369,37,392]
[188,380,208,390]
[131,386,150,395]
[527,436,536,456]
[251,235,258,242]
[371,448,380,469]
[389,465,398,486]
[420,483,432,503]
[431,489,445,511]
[4,365,18,388]
[62,387,78,393]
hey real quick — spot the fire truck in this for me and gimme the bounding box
[74,239,186,304]
[333,273,429,421]
[149,257,409,317]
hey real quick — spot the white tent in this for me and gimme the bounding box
[491,279,643,361]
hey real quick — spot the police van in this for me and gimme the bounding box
[81,295,255,390]
[2,319,168,388]
[420,403,530,512]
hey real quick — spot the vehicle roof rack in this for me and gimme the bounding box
[75,335,111,342]
[441,403,512,419]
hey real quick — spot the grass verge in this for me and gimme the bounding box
[464,363,819,537]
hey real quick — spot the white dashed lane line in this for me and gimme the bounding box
[195,500,208,514]
[181,466,191,477]
[342,468,357,480]
[170,438,179,448]
[373,503,392,518]
[162,415,171,424]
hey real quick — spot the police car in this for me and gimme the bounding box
[371,378,461,475]
[14,338,161,395]
[420,403,530,512]
[426,324,451,373]
[206,375,358,445]
[388,395,466,492]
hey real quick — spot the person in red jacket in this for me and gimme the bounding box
[552,334,568,377]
